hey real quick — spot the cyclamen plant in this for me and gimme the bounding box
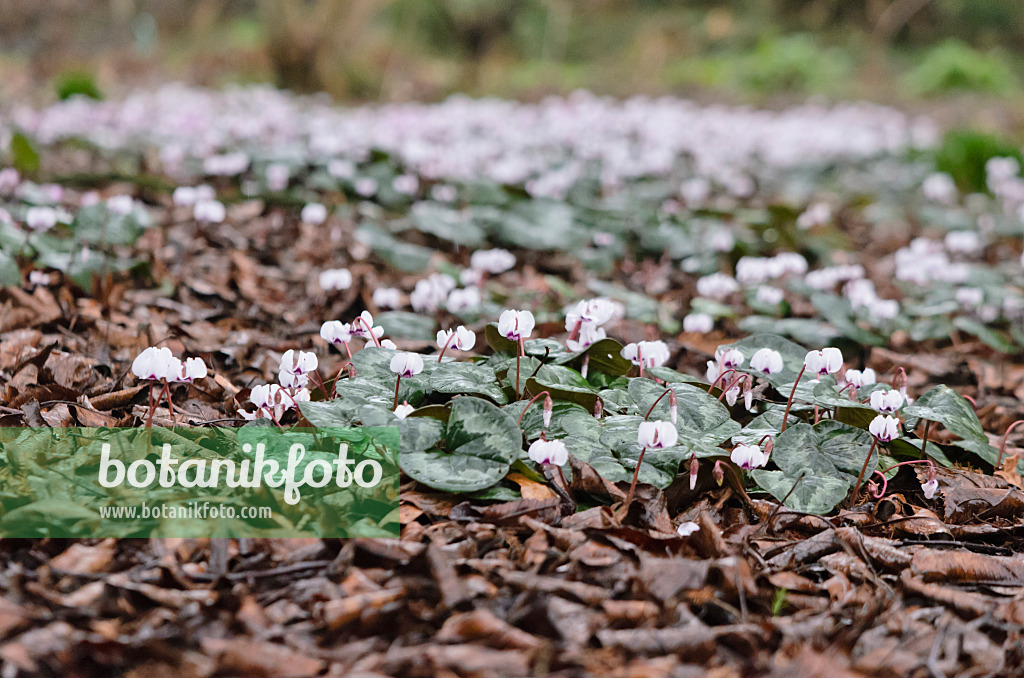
[222,290,1017,518]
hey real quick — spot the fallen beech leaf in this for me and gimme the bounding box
[507,471,556,500]
[994,452,1023,489]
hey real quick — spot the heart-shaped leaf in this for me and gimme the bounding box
[431,361,508,404]
[400,396,521,493]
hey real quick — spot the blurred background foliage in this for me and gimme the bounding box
[1,0,1024,125]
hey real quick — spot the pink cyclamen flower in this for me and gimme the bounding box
[497,309,535,342]
[637,421,678,449]
[528,439,569,466]
[389,352,424,378]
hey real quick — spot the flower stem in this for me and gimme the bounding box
[996,420,1024,469]
[623,446,647,514]
[515,348,521,400]
[780,364,806,433]
[355,317,381,347]
[437,332,457,363]
[871,459,938,499]
[644,388,675,420]
[849,438,878,506]
[393,374,401,410]
[717,374,745,403]
[517,390,551,426]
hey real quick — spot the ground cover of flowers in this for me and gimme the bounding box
[1,87,1024,676]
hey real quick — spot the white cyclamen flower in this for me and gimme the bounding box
[373,287,402,309]
[280,349,318,376]
[731,444,768,470]
[869,389,904,414]
[565,298,617,330]
[174,357,208,383]
[528,439,569,466]
[470,249,516,274]
[107,195,134,215]
[845,368,876,388]
[320,321,353,346]
[682,313,714,334]
[193,199,225,223]
[301,202,328,225]
[749,348,783,375]
[446,286,482,313]
[566,323,606,352]
[637,420,678,449]
[869,414,900,442]
[497,309,535,342]
[437,326,476,352]
[351,310,384,340]
[804,348,843,376]
[696,272,740,300]
[131,346,177,381]
[319,268,353,291]
[922,478,938,499]
[718,348,744,370]
[389,352,424,377]
[25,206,58,232]
[676,521,700,537]
[621,340,670,369]
[394,402,415,419]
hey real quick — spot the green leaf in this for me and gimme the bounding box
[645,365,704,385]
[299,378,392,426]
[0,251,20,286]
[577,338,633,377]
[903,385,998,464]
[628,378,740,444]
[352,347,433,405]
[11,132,40,175]
[953,316,1016,354]
[527,363,598,410]
[431,361,508,404]
[375,311,437,342]
[503,400,588,440]
[400,397,521,493]
[409,201,485,247]
[770,421,875,486]
[718,333,810,389]
[750,470,850,515]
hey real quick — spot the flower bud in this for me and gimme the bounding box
[669,390,677,425]
[689,454,698,490]
[347,363,357,379]
[713,460,725,486]
[594,398,603,419]
[543,394,554,429]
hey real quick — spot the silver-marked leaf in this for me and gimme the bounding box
[750,469,850,515]
[770,421,875,486]
[400,396,521,493]
[628,378,739,444]
[431,361,508,404]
